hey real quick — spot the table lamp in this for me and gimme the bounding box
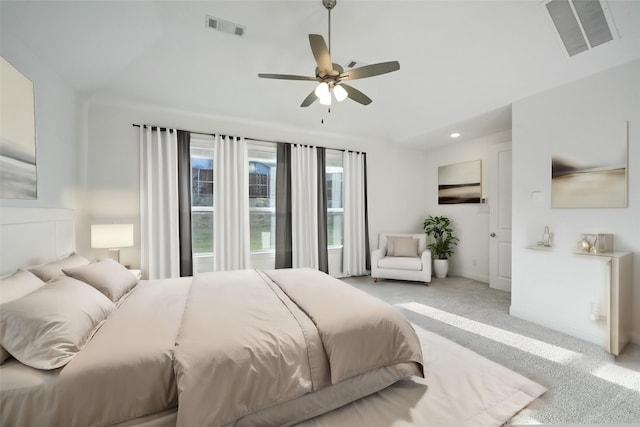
[91,224,134,263]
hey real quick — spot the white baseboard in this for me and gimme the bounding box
[451,270,489,284]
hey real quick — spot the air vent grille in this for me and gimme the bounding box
[205,15,246,37]
[543,0,616,57]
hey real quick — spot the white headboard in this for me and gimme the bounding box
[0,207,75,276]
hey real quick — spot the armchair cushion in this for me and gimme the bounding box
[378,257,423,271]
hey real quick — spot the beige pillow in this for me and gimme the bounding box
[63,259,138,303]
[0,269,47,364]
[0,276,115,370]
[394,238,419,257]
[387,237,412,257]
[28,253,90,282]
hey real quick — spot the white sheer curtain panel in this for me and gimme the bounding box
[291,144,319,269]
[343,151,367,276]
[213,135,250,271]
[139,126,180,279]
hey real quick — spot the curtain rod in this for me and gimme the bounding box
[131,123,366,155]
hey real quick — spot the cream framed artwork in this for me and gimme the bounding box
[551,121,628,208]
[1,56,37,199]
[438,160,482,204]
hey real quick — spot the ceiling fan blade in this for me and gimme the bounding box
[339,61,400,81]
[308,34,333,75]
[300,90,318,107]
[258,73,317,81]
[340,83,372,105]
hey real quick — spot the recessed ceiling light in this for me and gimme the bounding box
[450,132,461,138]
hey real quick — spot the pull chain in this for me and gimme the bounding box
[321,107,331,124]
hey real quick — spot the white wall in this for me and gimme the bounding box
[511,59,640,345]
[0,34,81,209]
[81,101,430,274]
[419,131,512,283]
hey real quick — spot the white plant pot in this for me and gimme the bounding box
[433,259,449,279]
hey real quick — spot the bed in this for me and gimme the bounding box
[0,208,546,426]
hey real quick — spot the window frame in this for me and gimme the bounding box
[248,141,277,254]
[190,136,215,257]
[326,149,344,249]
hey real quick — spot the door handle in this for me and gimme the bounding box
[490,233,496,237]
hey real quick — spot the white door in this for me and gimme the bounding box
[489,142,512,291]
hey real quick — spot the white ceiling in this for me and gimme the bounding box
[2,1,640,149]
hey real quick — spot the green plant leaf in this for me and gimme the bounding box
[423,215,458,259]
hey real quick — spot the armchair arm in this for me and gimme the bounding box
[420,249,432,263]
[420,249,432,279]
[371,249,383,277]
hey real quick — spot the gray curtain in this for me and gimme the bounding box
[275,143,292,268]
[317,148,328,273]
[176,130,193,277]
[363,153,371,270]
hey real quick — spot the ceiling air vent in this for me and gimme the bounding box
[205,15,246,37]
[543,0,618,57]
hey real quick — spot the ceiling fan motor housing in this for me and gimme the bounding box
[322,0,337,10]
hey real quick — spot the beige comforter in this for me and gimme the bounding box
[0,269,423,427]
[173,269,424,427]
[0,277,192,427]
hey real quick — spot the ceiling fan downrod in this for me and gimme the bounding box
[323,0,336,54]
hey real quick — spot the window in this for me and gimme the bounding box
[189,139,341,256]
[190,137,215,255]
[326,150,344,247]
[248,142,277,252]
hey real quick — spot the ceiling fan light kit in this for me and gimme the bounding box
[258,0,400,108]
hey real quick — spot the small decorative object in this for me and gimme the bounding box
[542,226,552,247]
[423,215,459,278]
[595,233,614,253]
[579,235,591,252]
[578,234,597,253]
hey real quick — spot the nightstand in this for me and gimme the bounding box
[129,269,142,280]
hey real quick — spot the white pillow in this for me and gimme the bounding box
[0,276,115,370]
[28,253,90,282]
[63,259,138,303]
[0,269,46,364]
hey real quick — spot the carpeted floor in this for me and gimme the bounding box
[342,275,640,425]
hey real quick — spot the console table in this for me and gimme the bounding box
[574,251,633,355]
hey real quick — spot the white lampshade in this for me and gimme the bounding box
[333,85,348,102]
[315,82,332,106]
[91,224,134,264]
[91,224,134,249]
[314,82,330,98]
[319,95,332,106]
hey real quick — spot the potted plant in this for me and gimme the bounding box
[423,215,459,278]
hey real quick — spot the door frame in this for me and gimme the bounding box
[489,142,512,292]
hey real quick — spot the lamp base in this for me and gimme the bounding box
[107,249,121,264]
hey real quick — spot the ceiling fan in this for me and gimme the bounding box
[258,0,400,107]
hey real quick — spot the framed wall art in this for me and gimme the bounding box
[1,56,37,199]
[438,160,482,204]
[551,121,628,208]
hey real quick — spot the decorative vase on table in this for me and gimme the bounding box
[423,215,459,279]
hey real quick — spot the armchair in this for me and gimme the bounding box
[371,233,431,285]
